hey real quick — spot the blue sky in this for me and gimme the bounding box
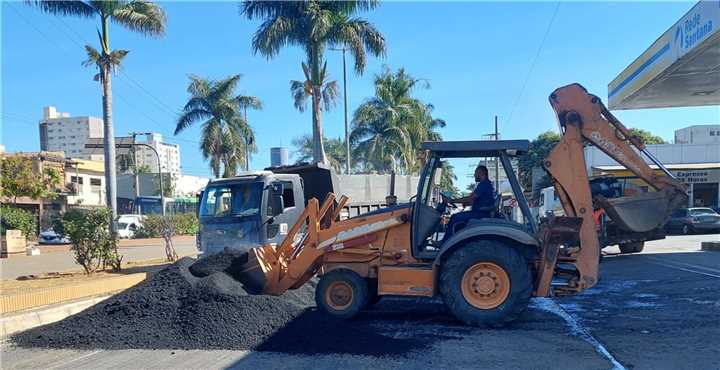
[2,1,719,187]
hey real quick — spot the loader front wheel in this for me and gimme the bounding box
[440,241,532,327]
[316,269,368,319]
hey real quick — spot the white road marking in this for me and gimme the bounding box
[534,298,627,370]
[46,349,104,369]
[645,257,720,277]
[645,259,720,279]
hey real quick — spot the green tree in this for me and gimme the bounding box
[62,208,122,274]
[290,62,339,120]
[292,135,347,174]
[175,74,256,178]
[1,156,61,204]
[517,131,561,192]
[629,128,666,144]
[242,0,386,164]
[351,67,444,174]
[29,0,167,225]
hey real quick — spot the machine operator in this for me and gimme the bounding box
[441,164,496,242]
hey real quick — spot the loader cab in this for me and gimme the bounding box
[411,140,538,259]
[197,172,304,256]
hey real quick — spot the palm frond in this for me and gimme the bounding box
[111,0,166,37]
[27,1,97,18]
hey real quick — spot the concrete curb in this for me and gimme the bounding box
[1,273,147,315]
[701,241,720,252]
[1,295,111,337]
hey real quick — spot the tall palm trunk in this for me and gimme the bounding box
[311,84,327,164]
[100,16,117,233]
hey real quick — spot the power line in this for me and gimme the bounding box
[506,1,561,126]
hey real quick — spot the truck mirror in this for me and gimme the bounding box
[270,194,284,216]
[272,182,284,194]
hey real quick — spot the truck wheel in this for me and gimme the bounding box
[315,269,368,319]
[619,241,644,254]
[439,240,532,327]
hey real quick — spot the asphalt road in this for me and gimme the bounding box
[2,233,719,369]
[0,237,198,279]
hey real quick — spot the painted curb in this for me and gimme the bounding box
[1,295,111,337]
[1,273,147,315]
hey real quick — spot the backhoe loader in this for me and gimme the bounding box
[190,83,687,326]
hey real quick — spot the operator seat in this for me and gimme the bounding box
[450,194,504,234]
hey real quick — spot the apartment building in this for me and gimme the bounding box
[38,106,104,160]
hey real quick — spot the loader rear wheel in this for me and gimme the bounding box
[316,269,368,319]
[440,240,532,327]
[619,241,644,254]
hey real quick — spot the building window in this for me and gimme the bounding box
[90,178,101,186]
[711,131,716,136]
[48,129,54,133]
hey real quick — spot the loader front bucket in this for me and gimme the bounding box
[189,245,278,294]
[597,188,687,233]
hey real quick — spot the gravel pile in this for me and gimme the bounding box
[11,257,423,355]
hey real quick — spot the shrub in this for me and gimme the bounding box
[62,208,122,274]
[133,213,198,239]
[0,205,37,240]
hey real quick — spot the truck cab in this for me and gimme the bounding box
[197,172,303,256]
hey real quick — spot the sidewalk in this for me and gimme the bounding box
[0,236,197,280]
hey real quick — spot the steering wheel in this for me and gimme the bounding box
[440,192,459,209]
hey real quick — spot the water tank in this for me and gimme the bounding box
[270,147,289,167]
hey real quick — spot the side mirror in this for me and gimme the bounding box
[270,194,284,216]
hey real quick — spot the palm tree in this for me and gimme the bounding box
[290,62,340,114]
[242,0,386,165]
[28,0,166,226]
[351,67,444,174]
[175,74,255,178]
[236,95,263,170]
[292,134,347,173]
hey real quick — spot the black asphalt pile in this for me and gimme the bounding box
[11,257,424,356]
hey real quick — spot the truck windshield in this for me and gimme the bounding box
[200,182,263,217]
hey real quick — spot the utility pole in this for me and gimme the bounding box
[131,132,140,214]
[331,47,351,174]
[494,116,499,191]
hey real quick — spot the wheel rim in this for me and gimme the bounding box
[461,262,511,310]
[325,281,354,310]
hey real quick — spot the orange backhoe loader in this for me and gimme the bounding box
[190,83,687,326]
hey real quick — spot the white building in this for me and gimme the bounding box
[584,143,720,208]
[65,159,106,206]
[133,133,181,178]
[674,124,720,145]
[39,106,104,160]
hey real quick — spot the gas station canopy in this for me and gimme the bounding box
[608,1,720,110]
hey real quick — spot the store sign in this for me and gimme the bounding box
[673,169,720,184]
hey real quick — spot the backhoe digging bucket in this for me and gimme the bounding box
[597,189,687,233]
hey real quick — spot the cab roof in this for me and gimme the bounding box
[420,140,530,158]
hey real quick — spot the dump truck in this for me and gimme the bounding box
[196,163,417,256]
[191,84,687,326]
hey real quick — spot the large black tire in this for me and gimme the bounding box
[439,240,532,327]
[619,241,644,254]
[315,269,368,320]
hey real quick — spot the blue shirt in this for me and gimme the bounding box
[471,179,495,213]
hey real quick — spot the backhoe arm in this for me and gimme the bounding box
[541,83,687,292]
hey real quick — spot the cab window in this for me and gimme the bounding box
[200,183,262,217]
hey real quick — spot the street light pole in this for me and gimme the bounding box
[331,47,350,174]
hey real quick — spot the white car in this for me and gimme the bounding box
[117,215,144,239]
[38,229,70,244]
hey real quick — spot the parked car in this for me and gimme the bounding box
[665,207,720,234]
[117,214,144,239]
[38,229,70,245]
